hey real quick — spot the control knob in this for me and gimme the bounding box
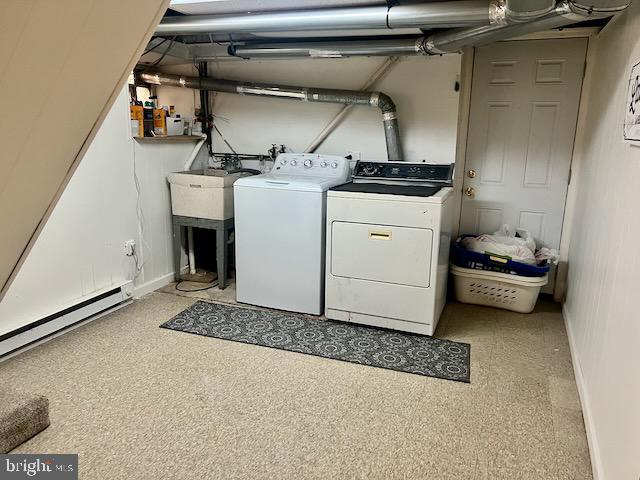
[361,164,379,176]
[331,162,339,169]
[290,160,297,166]
[304,159,313,168]
[320,161,328,168]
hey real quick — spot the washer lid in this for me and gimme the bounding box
[234,174,348,192]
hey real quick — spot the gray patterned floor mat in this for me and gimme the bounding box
[161,301,470,383]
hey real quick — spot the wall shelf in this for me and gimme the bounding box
[134,135,204,143]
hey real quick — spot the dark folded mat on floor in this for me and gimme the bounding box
[161,301,470,383]
[0,391,50,453]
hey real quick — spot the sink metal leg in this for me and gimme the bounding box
[216,228,228,289]
[172,223,183,282]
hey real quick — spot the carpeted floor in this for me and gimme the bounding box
[0,291,590,479]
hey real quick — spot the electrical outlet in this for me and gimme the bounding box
[123,240,136,256]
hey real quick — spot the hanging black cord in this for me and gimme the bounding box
[151,37,176,66]
[175,280,218,292]
[198,62,214,157]
[140,38,168,57]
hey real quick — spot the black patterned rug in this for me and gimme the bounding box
[161,301,470,383]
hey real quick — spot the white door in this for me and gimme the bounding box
[460,38,587,289]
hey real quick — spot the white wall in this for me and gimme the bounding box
[0,87,202,336]
[131,140,202,293]
[157,56,462,164]
[0,87,137,336]
[563,5,640,480]
[0,0,169,299]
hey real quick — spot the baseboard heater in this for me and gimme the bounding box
[0,283,133,358]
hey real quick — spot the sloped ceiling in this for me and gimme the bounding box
[0,0,169,300]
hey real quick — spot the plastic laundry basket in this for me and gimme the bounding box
[452,236,550,277]
[451,265,548,313]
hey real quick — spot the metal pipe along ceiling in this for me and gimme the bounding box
[137,71,403,160]
[425,0,625,54]
[229,39,426,59]
[229,0,628,58]
[143,0,629,161]
[155,1,493,35]
[504,0,556,21]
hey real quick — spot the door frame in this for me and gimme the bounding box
[453,28,599,300]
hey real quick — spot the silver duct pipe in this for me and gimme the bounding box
[502,0,556,22]
[155,1,492,35]
[230,39,425,59]
[424,0,626,54]
[229,0,628,58]
[137,71,403,160]
[388,1,493,28]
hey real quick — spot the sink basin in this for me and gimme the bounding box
[167,169,248,220]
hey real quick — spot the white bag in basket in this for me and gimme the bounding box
[491,225,560,265]
[492,225,537,253]
[460,225,537,265]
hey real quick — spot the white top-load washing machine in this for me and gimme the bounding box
[325,161,455,335]
[234,153,351,315]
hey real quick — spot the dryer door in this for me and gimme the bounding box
[330,222,433,288]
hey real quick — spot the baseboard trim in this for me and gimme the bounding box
[133,268,188,299]
[562,303,603,480]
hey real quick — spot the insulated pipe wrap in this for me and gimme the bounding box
[306,89,373,106]
[235,83,308,99]
[489,0,508,24]
[373,93,397,114]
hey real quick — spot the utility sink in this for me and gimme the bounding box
[167,169,249,220]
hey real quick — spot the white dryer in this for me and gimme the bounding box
[325,162,455,335]
[234,153,350,315]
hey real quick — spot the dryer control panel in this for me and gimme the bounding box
[353,161,454,184]
[273,153,350,178]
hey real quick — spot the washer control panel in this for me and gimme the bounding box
[274,153,350,178]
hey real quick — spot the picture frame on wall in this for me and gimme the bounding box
[624,60,640,142]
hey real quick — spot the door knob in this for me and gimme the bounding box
[464,186,475,197]
[467,169,476,178]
